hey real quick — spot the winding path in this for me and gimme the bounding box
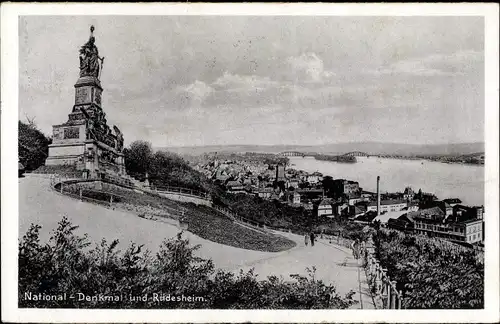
[19,174,374,309]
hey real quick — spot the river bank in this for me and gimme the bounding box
[289,156,484,206]
[373,155,484,166]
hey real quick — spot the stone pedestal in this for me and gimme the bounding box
[46,74,125,179]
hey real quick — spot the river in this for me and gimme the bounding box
[289,156,484,206]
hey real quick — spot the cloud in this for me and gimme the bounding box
[212,71,278,92]
[286,53,336,83]
[373,60,455,76]
[177,80,213,102]
[369,50,483,77]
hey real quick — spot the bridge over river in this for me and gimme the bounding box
[279,151,371,158]
[343,151,370,157]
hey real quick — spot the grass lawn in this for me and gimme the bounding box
[62,182,296,252]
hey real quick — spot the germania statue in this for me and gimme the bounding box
[79,25,105,79]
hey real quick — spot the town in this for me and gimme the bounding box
[191,152,485,249]
[13,13,491,314]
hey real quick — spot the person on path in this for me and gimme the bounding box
[351,239,359,259]
[304,233,309,246]
[310,232,315,247]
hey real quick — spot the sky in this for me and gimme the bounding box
[19,16,484,147]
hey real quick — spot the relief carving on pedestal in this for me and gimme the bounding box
[53,127,62,140]
[64,127,80,139]
[75,88,89,105]
[95,89,102,106]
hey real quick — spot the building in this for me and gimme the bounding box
[214,168,230,182]
[373,209,409,225]
[226,180,245,194]
[351,205,366,218]
[333,202,349,217]
[367,199,407,213]
[403,187,415,201]
[443,198,463,207]
[292,192,301,204]
[286,179,300,189]
[409,206,445,220]
[410,205,483,245]
[414,216,483,244]
[46,26,126,178]
[345,193,364,206]
[361,190,376,200]
[256,188,274,199]
[437,201,453,218]
[296,189,324,200]
[453,205,483,220]
[317,199,333,217]
[407,202,419,212]
[332,179,360,197]
[388,213,415,233]
[306,174,321,184]
[275,163,286,182]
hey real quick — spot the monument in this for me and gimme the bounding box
[46,26,126,179]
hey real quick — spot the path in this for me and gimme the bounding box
[18,174,374,309]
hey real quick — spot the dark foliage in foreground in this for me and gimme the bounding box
[19,218,356,309]
[373,229,484,309]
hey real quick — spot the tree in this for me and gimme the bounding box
[299,181,310,189]
[123,140,153,179]
[18,120,52,171]
[148,150,212,192]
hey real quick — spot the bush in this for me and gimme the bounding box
[19,218,357,309]
[373,228,484,309]
[18,120,52,171]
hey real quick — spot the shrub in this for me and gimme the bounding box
[18,120,52,171]
[19,218,357,309]
[373,228,484,309]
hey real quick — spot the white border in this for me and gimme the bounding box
[2,3,499,323]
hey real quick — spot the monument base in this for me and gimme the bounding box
[47,139,125,179]
[45,28,127,182]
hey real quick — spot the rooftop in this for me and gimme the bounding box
[319,199,334,206]
[409,206,445,220]
[373,210,408,224]
[457,218,483,225]
[443,198,463,204]
[335,179,358,184]
[226,180,242,187]
[354,206,366,215]
[368,199,406,207]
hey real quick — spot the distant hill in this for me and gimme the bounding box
[158,142,484,157]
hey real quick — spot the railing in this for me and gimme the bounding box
[155,186,210,199]
[363,236,404,309]
[50,175,358,246]
[50,175,125,208]
[320,234,354,250]
[49,175,187,227]
[212,204,237,220]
